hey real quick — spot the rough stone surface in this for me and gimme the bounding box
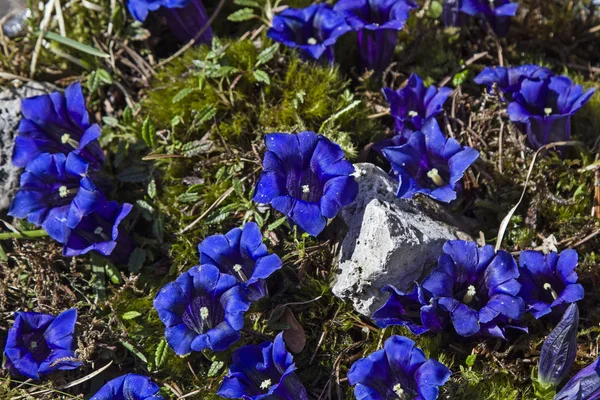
[331,163,469,317]
[0,82,55,210]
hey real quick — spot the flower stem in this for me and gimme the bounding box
[0,229,49,240]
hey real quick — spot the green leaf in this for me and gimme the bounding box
[105,263,123,285]
[177,192,201,204]
[233,0,261,8]
[122,311,142,320]
[268,216,288,231]
[128,248,146,273]
[193,104,217,126]
[121,341,148,363]
[227,8,256,22]
[141,117,157,147]
[153,214,165,244]
[256,44,279,66]
[42,31,109,58]
[155,339,168,369]
[0,244,7,262]
[452,69,470,87]
[147,180,157,199]
[136,199,154,221]
[90,253,108,302]
[182,139,213,157]
[172,87,195,104]
[232,178,244,197]
[465,354,477,368]
[253,70,270,85]
[102,116,119,127]
[122,107,134,125]
[208,360,225,377]
[428,1,443,19]
[95,68,113,84]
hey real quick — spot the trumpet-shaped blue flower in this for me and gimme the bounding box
[13,82,105,170]
[63,192,134,264]
[268,4,351,64]
[127,0,212,44]
[382,118,479,203]
[198,222,282,301]
[153,264,250,355]
[474,64,554,99]
[442,0,518,36]
[8,152,95,243]
[555,357,600,400]
[91,374,163,400]
[421,240,526,338]
[334,0,418,73]
[3,309,81,380]
[518,249,584,319]
[383,73,452,133]
[253,131,358,236]
[348,335,451,400]
[537,303,579,389]
[218,332,309,400]
[372,283,446,335]
[507,76,596,149]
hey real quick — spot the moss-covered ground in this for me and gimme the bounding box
[2,0,600,399]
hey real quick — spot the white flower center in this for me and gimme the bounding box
[543,282,558,300]
[393,383,407,399]
[544,107,552,116]
[307,37,317,45]
[233,264,242,273]
[260,379,272,390]
[58,185,69,198]
[61,133,71,144]
[94,226,103,235]
[233,263,248,281]
[302,185,310,194]
[408,110,418,118]
[200,307,209,320]
[30,341,37,349]
[427,168,444,186]
[463,285,476,304]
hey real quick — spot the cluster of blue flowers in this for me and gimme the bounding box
[267,0,418,73]
[8,82,133,264]
[374,241,584,339]
[127,0,213,44]
[475,64,596,149]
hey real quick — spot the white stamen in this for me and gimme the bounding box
[543,283,558,300]
[200,307,209,320]
[307,37,317,45]
[427,168,444,186]
[233,264,243,273]
[302,185,310,194]
[30,341,37,349]
[61,133,71,144]
[58,185,69,198]
[393,383,406,398]
[94,227,103,235]
[233,263,248,281]
[260,379,272,390]
[463,285,476,304]
[408,110,418,118]
[544,107,553,116]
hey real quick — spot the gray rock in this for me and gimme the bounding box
[0,81,56,210]
[331,163,469,317]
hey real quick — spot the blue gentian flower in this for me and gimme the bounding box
[348,335,451,400]
[507,76,596,149]
[13,82,105,170]
[382,118,479,203]
[334,0,417,73]
[153,264,250,355]
[8,152,95,243]
[474,64,554,99]
[3,309,81,380]
[537,303,579,390]
[267,4,352,64]
[555,357,600,400]
[198,222,282,301]
[218,332,309,400]
[371,128,414,156]
[127,0,213,44]
[442,0,518,36]
[372,283,446,335]
[90,374,163,400]
[253,131,358,237]
[518,249,584,319]
[421,240,526,338]
[63,192,134,264]
[383,73,452,133]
